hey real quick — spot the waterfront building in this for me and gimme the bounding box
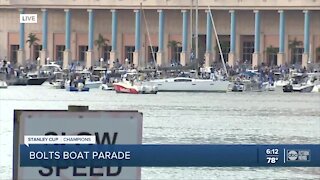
[0,0,319,69]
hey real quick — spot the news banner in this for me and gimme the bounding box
[21,136,320,167]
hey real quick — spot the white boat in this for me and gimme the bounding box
[292,84,315,93]
[275,80,289,87]
[0,80,8,88]
[149,77,230,92]
[84,80,102,89]
[101,84,114,91]
[265,82,276,91]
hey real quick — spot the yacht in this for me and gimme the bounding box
[150,77,230,92]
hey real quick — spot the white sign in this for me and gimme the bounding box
[20,14,37,23]
[13,109,143,180]
[24,135,96,146]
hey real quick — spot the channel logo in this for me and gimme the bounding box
[287,150,310,162]
[20,14,37,23]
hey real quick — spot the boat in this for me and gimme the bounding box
[66,83,90,92]
[229,82,244,92]
[0,80,8,88]
[75,70,102,89]
[150,77,229,92]
[113,80,158,94]
[49,72,66,89]
[101,83,114,91]
[27,77,47,85]
[265,82,276,91]
[292,84,315,93]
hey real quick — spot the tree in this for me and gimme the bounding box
[167,40,181,63]
[26,33,39,62]
[266,45,278,66]
[288,38,303,64]
[94,34,109,59]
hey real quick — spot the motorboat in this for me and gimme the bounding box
[149,77,230,92]
[66,82,89,92]
[292,84,315,93]
[229,82,244,92]
[48,72,66,89]
[26,72,48,85]
[113,80,158,94]
[75,70,102,89]
[275,80,289,87]
[101,83,114,91]
[265,82,276,91]
[0,80,8,88]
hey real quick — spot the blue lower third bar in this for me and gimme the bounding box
[20,144,320,167]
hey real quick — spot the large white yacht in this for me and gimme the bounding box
[149,77,230,92]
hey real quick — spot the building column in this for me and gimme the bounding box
[39,9,48,66]
[228,10,236,67]
[86,9,94,68]
[133,9,141,69]
[302,10,310,68]
[180,10,189,66]
[156,9,165,67]
[252,10,261,68]
[109,9,118,69]
[277,10,286,66]
[204,10,213,68]
[17,9,25,66]
[63,9,71,69]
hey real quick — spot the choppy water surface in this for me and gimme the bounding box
[0,85,319,179]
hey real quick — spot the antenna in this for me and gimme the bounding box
[141,3,158,72]
[208,6,229,78]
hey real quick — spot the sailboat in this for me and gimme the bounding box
[149,6,230,92]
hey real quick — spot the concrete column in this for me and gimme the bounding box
[109,9,118,68]
[156,10,165,66]
[302,10,310,67]
[228,10,236,67]
[252,10,261,68]
[133,9,141,68]
[180,10,189,66]
[277,10,286,66]
[63,9,71,69]
[86,9,94,68]
[17,9,25,66]
[40,9,48,66]
[205,10,213,67]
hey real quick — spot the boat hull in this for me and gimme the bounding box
[27,77,47,85]
[151,79,229,93]
[85,82,102,89]
[113,82,157,94]
[66,86,90,92]
[293,84,314,93]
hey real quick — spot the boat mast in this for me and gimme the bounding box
[190,0,193,56]
[195,0,199,68]
[208,6,229,78]
[141,2,158,72]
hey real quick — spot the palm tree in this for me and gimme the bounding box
[266,45,278,66]
[26,33,39,61]
[288,38,303,64]
[167,40,181,63]
[94,34,109,59]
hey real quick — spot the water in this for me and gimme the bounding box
[0,85,319,179]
